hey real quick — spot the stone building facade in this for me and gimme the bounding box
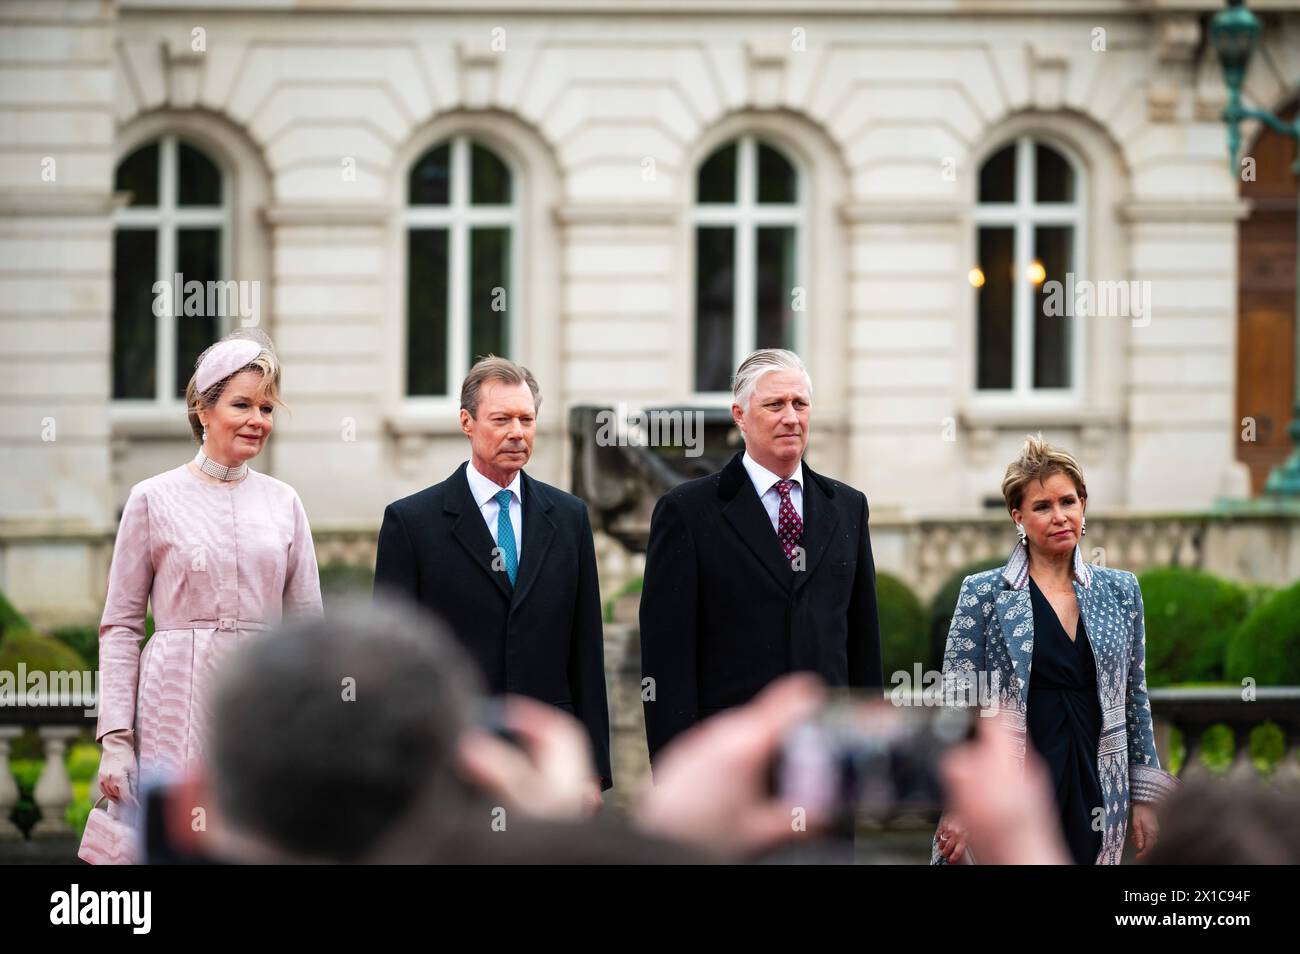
[3,0,1299,623]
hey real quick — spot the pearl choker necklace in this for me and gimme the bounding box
[194,449,248,482]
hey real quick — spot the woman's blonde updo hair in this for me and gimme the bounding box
[185,328,283,443]
[1001,433,1088,515]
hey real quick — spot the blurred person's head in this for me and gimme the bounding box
[458,355,540,486]
[731,349,812,478]
[201,598,483,862]
[1146,777,1300,865]
[1002,433,1087,561]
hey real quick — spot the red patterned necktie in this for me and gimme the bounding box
[775,479,803,561]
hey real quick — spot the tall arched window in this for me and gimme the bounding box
[693,135,803,394]
[973,136,1082,394]
[112,135,227,401]
[405,136,516,396]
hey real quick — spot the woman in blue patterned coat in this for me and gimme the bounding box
[932,435,1178,865]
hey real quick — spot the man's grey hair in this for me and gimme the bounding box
[460,354,542,419]
[731,348,813,412]
[209,597,483,862]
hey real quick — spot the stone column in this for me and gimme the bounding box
[32,726,81,837]
[0,726,25,839]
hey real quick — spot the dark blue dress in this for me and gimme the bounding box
[1026,578,1104,865]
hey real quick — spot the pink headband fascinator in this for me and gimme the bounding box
[195,339,264,393]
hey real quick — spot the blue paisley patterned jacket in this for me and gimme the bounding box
[930,543,1179,865]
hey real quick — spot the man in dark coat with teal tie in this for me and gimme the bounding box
[374,356,611,796]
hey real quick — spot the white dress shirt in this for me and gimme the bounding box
[741,450,804,533]
[465,459,523,556]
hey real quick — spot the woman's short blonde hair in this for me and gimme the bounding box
[184,328,283,443]
[1001,433,1087,514]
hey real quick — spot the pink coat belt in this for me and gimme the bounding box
[154,618,273,632]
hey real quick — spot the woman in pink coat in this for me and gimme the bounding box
[82,329,322,863]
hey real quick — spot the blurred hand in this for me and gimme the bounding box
[935,812,969,863]
[939,715,1068,864]
[95,729,137,807]
[1131,801,1160,861]
[456,695,598,821]
[583,778,604,815]
[635,674,826,857]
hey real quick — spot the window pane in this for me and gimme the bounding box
[976,226,1014,390]
[978,143,1016,203]
[470,143,511,205]
[1033,225,1073,389]
[407,229,449,395]
[175,229,222,397]
[177,141,222,206]
[470,227,510,365]
[756,226,796,351]
[756,143,796,204]
[1035,144,1075,203]
[112,229,158,398]
[409,144,451,205]
[697,143,736,203]
[115,143,159,207]
[695,227,735,391]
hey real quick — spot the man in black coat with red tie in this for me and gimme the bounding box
[640,348,883,765]
[373,357,611,798]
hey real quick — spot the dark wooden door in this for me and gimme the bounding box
[1238,104,1298,495]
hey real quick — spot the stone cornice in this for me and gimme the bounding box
[1117,198,1251,224]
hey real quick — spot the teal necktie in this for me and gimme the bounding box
[495,488,518,586]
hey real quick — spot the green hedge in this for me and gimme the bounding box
[0,590,30,636]
[1138,567,1250,686]
[1167,721,1288,777]
[0,628,89,676]
[1226,579,1300,686]
[927,557,1005,668]
[877,572,928,679]
[319,561,376,613]
[8,741,99,839]
[50,618,155,671]
[49,625,100,671]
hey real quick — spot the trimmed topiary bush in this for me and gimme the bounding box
[6,744,99,838]
[0,628,89,677]
[877,572,928,680]
[8,757,41,837]
[1250,720,1287,775]
[66,741,100,836]
[1243,583,1277,614]
[1226,579,1300,687]
[0,590,29,637]
[927,557,1005,668]
[50,625,99,671]
[1138,567,1249,686]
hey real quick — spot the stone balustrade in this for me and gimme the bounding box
[2,683,1296,863]
[1149,687,1300,784]
[0,701,95,862]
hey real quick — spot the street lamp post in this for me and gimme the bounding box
[1212,0,1300,496]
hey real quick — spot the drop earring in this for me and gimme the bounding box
[1081,517,1087,536]
[201,425,208,443]
[1016,523,1027,546]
